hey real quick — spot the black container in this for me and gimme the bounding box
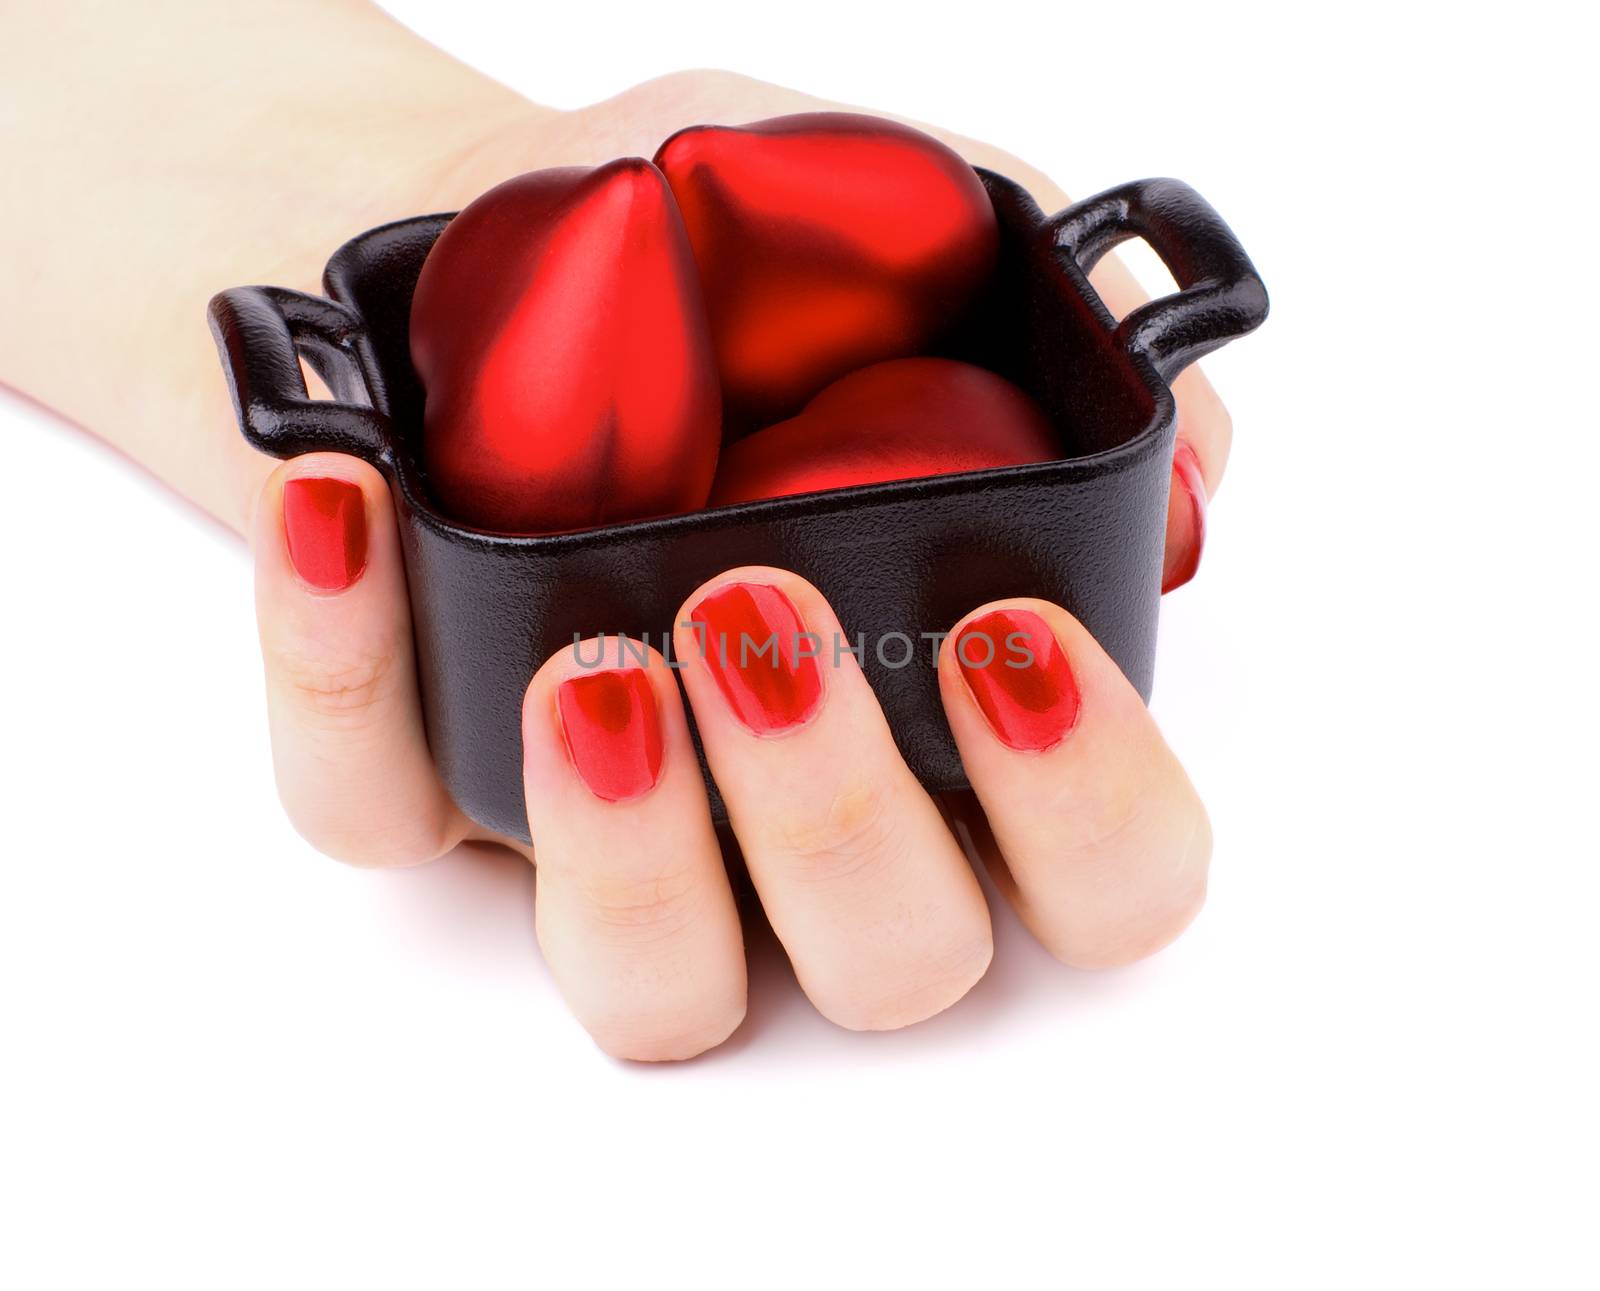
[209,172,1267,842]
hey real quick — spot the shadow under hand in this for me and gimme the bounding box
[359,810,1171,1067]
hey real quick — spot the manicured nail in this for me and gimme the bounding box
[556,668,664,802]
[955,608,1080,752]
[1162,439,1207,593]
[283,477,367,592]
[689,582,823,735]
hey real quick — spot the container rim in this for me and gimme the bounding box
[317,166,1182,550]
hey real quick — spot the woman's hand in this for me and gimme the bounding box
[3,3,1231,1059]
[255,462,1210,1060]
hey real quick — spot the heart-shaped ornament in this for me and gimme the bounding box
[655,113,999,434]
[710,358,1057,505]
[410,158,720,534]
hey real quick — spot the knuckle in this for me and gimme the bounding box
[766,776,901,884]
[1174,367,1233,468]
[1032,742,1179,869]
[280,795,458,870]
[1049,772,1149,864]
[1185,377,1233,441]
[277,648,394,725]
[1210,397,1234,442]
[1029,787,1212,969]
[616,68,752,124]
[573,862,707,947]
[653,67,759,99]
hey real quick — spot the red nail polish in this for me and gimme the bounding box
[556,669,664,802]
[955,608,1080,752]
[1162,439,1207,594]
[689,582,824,734]
[283,477,367,592]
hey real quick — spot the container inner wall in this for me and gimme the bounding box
[316,170,1171,839]
[323,171,1159,510]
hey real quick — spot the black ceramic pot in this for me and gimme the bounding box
[209,172,1267,842]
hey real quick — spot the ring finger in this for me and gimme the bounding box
[939,599,1210,967]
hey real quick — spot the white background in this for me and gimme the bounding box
[2,1,1595,1286]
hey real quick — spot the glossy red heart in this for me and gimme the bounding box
[709,358,1057,506]
[409,158,720,534]
[655,113,999,434]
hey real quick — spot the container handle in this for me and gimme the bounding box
[207,285,393,465]
[1048,178,1269,384]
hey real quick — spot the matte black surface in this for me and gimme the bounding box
[208,172,1267,842]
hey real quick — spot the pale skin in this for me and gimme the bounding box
[2,0,1230,1059]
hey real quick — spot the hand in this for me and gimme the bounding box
[260,458,1209,1057]
[3,4,1230,1059]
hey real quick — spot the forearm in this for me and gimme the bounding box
[0,0,549,530]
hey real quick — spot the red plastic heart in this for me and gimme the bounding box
[655,113,999,435]
[409,158,720,534]
[709,358,1057,506]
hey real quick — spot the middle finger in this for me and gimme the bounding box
[674,568,992,1031]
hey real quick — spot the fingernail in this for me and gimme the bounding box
[556,668,664,802]
[1162,439,1207,594]
[955,608,1080,752]
[283,477,368,592]
[689,582,824,735]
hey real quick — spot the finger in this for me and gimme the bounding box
[253,453,469,866]
[523,639,746,1062]
[674,569,992,1032]
[939,600,1209,968]
[1156,434,1205,593]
